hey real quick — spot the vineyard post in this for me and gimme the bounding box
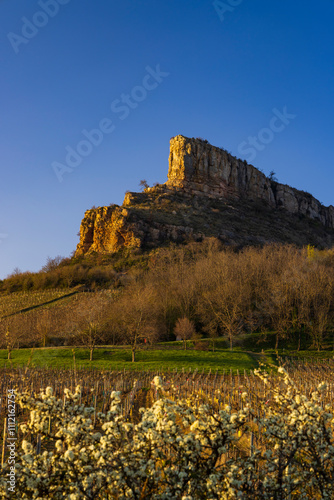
[36,434,41,454]
[250,431,254,457]
[72,349,77,386]
[286,463,292,500]
[102,382,106,413]
[93,383,98,426]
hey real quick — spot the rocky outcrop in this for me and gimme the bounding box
[167,135,334,228]
[75,135,334,256]
[76,205,142,255]
[76,194,206,257]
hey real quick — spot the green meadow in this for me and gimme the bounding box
[0,346,257,373]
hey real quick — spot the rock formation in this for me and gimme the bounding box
[167,136,334,227]
[75,135,334,256]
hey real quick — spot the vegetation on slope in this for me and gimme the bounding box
[0,241,334,362]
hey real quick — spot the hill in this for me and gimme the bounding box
[76,135,334,256]
[1,136,334,360]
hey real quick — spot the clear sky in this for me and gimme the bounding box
[1,0,333,279]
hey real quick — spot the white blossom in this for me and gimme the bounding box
[1,370,333,499]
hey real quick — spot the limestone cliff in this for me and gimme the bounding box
[167,136,334,228]
[75,135,334,256]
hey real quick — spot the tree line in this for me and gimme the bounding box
[1,241,334,359]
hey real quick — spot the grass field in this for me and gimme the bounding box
[0,347,259,373]
[1,337,333,372]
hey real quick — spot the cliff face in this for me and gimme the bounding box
[76,205,142,255]
[75,135,334,256]
[75,192,207,257]
[167,135,334,227]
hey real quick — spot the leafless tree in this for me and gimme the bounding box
[200,257,251,351]
[109,285,161,362]
[0,314,33,359]
[35,309,53,347]
[71,293,111,361]
[174,317,196,350]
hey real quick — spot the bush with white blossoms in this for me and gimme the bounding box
[0,369,334,499]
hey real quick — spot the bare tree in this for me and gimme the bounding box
[109,285,160,362]
[41,255,64,272]
[306,265,334,351]
[0,318,15,360]
[72,294,111,361]
[0,314,33,359]
[35,309,53,347]
[174,317,196,350]
[147,246,201,336]
[139,179,149,191]
[201,262,250,351]
[264,273,295,350]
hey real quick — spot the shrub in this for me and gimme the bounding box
[193,340,209,350]
[1,370,334,499]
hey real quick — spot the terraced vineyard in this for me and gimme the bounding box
[0,289,75,317]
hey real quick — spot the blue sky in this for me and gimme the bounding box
[1,0,333,279]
